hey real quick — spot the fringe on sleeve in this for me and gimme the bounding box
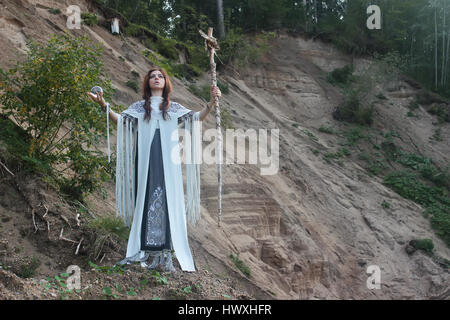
[116,113,138,227]
[184,111,202,226]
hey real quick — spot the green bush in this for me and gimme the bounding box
[81,12,98,26]
[125,80,139,93]
[327,65,354,86]
[384,170,450,246]
[171,64,202,81]
[87,216,130,241]
[333,90,374,126]
[17,257,40,278]
[0,34,113,201]
[219,29,274,68]
[48,8,61,15]
[428,104,450,123]
[410,239,435,255]
[187,84,210,102]
[229,253,251,277]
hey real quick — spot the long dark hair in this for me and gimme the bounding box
[142,67,173,122]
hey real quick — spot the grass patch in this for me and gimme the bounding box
[384,170,450,246]
[319,126,335,134]
[327,65,354,87]
[409,239,435,255]
[341,125,368,146]
[17,257,41,279]
[87,216,129,241]
[125,80,139,93]
[323,147,351,163]
[81,12,98,26]
[333,90,374,126]
[229,253,251,277]
[48,8,61,14]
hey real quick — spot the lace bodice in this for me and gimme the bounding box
[125,100,187,114]
[122,99,194,124]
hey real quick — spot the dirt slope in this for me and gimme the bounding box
[0,0,449,299]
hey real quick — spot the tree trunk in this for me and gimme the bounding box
[435,5,438,89]
[216,0,225,39]
[445,24,450,86]
[442,1,446,87]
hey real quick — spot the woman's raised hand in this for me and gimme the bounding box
[86,90,107,109]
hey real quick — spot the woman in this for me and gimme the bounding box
[87,68,221,272]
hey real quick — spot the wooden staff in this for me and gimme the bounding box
[199,27,222,227]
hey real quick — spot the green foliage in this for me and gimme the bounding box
[333,90,374,126]
[327,65,354,87]
[217,80,229,95]
[87,216,130,241]
[323,147,351,163]
[342,126,368,146]
[220,106,234,130]
[130,70,140,78]
[218,29,275,68]
[142,49,175,77]
[384,170,450,246]
[151,270,168,285]
[42,272,77,300]
[48,8,61,15]
[428,104,450,123]
[171,63,202,81]
[318,126,335,134]
[391,151,450,189]
[0,34,113,201]
[301,129,318,141]
[125,80,139,93]
[381,200,391,209]
[17,257,40,278]
[229,253,251,278]
[102,286,118,299]
[89,261,126,275]
[187,84,210,102]
[410,239,435,255]
[81,12,98,26]
[376,93,388,100]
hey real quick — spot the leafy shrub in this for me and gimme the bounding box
[171,63,202,80]
[130,70,140,78]
[219,29,274,68]
[125,80,139,93]
[87,216,130,241]
[410,239,434,255]
[327,65,354,86]
[0,34,113,201]
[428,104,450,123]
[81,12,98,26]
[384,170,450,246]
[48,8,61,15]
[319,126,335,134]
[229,253,251,277]
[17,257,41,278]
[187,84,210,102]
[333,90,374,125]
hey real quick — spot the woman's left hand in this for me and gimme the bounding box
[210,85,222,103]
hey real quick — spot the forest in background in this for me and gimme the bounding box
[93,0,450,98]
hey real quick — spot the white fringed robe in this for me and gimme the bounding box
[112,99,202,272]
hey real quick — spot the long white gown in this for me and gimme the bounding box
[114,96,202,272]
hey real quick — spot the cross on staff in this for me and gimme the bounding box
[199,27,222,227]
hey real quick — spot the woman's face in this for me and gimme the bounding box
[149,70,165,91]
